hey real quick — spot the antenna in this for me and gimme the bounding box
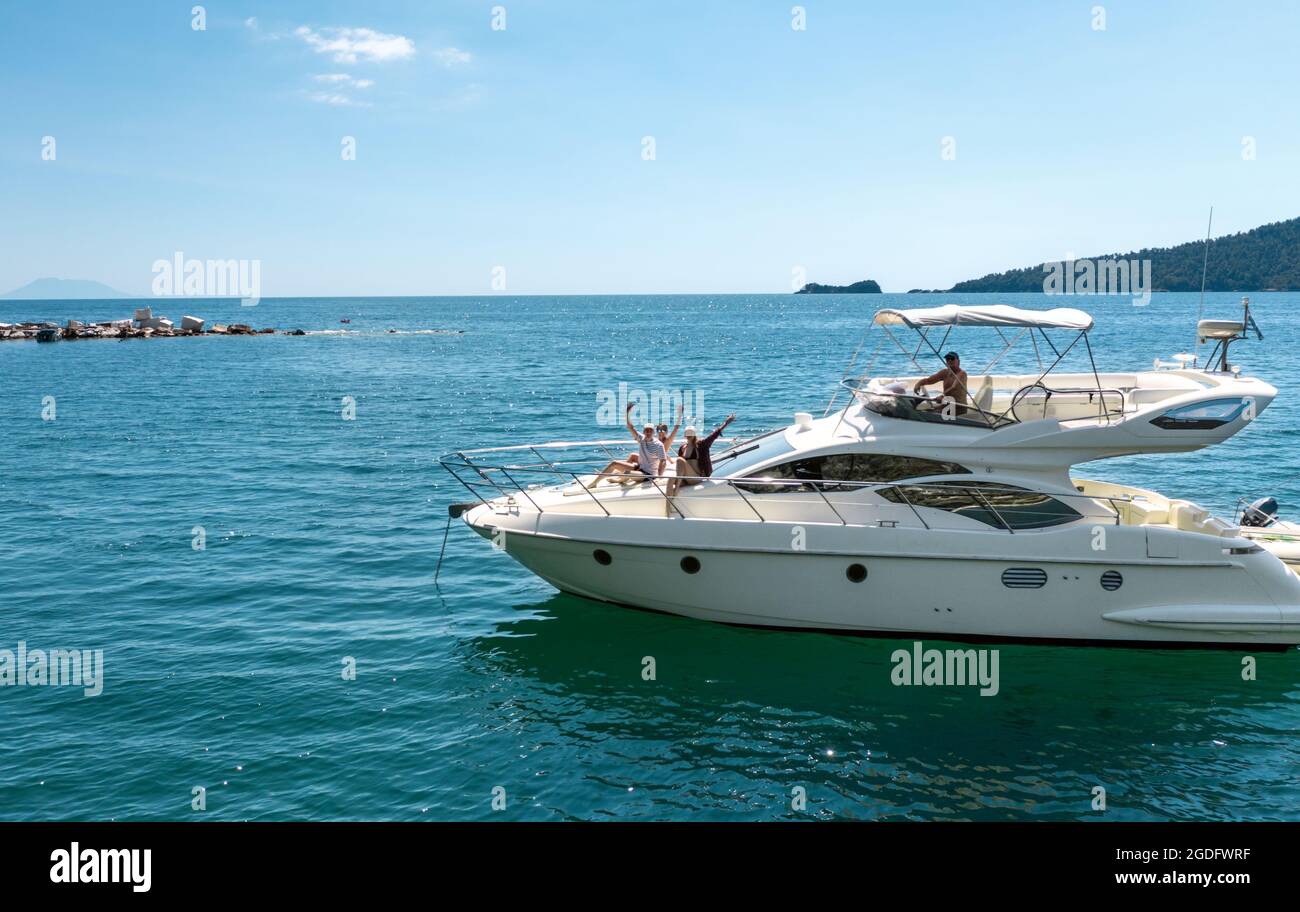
[1193,206,1213,366]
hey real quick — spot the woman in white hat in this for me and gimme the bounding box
[664,413,736,501]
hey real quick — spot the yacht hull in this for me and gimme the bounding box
[465,508,1300,649]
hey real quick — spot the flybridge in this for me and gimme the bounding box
[824,302,1278,468]
[832,303,1111,430]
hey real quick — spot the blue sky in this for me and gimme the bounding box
[2,0,1298,295]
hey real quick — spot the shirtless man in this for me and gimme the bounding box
[913,351,969,412]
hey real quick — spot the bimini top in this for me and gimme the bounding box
[872,304,1094,331]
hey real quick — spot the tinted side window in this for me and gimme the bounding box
[879,482,1080,529]
[1150,398,1250,430]
[734,458,805,494]
[739,454,970,494]
[856,454,971,484]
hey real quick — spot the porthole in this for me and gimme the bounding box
[846,563,867,583]
[593,549,612,566]
[680,555,701,574]
[1001,568,1047,589]
[1100,570,1123,591]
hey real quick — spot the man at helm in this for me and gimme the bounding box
[913,351,969,413]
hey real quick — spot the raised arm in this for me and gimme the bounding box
[625,402,639,441]
[704,413,735,446]
[663,402,684,450]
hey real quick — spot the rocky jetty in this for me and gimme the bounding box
[0,307,280,341]
[1,310,462,341]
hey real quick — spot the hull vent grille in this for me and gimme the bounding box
[1100,570,1123,591]
[1001,568,1048,589]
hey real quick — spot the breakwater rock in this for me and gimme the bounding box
[1,308,278,341]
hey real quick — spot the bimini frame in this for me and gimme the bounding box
[827,303,1123,430]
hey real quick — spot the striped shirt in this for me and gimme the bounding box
[637,436,666,473]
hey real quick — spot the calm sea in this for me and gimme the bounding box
[1,292,1297,821]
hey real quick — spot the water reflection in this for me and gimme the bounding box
[461,593,1300,820]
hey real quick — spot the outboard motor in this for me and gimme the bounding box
[1241,496,1279,528]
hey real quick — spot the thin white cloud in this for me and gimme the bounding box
[295,26,415,64]
[308,92,372,108]
[244,17,258,30]
[432,47,472,67]
[313,73,375,89]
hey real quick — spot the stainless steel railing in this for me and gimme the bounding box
[1007,382,1127,423]
[439,442,1132,532]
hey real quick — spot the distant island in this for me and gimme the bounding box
[947,216,1300,293]
[795,279,882,294]
[1,278,130,300]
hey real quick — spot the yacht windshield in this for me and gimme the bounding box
[711,429,794,477]
[860,390,1012,428]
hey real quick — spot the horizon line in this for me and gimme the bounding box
[1,289,1287,304]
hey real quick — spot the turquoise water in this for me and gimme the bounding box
[1,292,1298,821]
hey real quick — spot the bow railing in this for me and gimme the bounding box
[439,442,1131,532]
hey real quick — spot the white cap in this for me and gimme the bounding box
[683,425,698,437]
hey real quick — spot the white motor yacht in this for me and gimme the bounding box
[442,299,1300,649]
